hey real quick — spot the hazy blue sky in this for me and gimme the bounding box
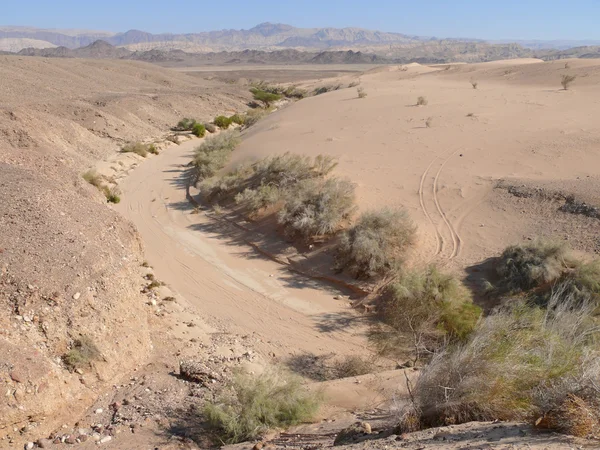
[4,0,600,40]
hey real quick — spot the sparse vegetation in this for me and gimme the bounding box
[370,266,481,361]
[314,85,342,96]
[425,117,433,128]
[471,80,478,89]
[466,112,475,117]
[335,208,416,279]
[214,115,234,129]
[348,80,360,88]
[357,87,367,99]
[191,123,206,138]
[63,336,101,370]
[205,123,217,133]
[333,355,373,378]
[417,96,428,106]
[565,62,571,69]
[82,169,103,188]
[203,368,320,444]
[176,118,198,131]
[244,107,271,127]
[229,114,245,126]
[148,144,159,155]
[250,88,282,107]
[399,291,600,435]
[192,130,241,182]
[121,142,153,158]
[561,74,576,90]
[102,186,121,204]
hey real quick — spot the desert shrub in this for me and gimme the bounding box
[82,170,103,188]
[214,115,233,129]
[278,177,356,239]
[466,112,475,117]
[250,88,282,107]
[561,74,576,90]
[335,208,416,279]
[229,114,245,126]
[471,80,478,89]
[191,123,206,138]
[192,130,241,181]
[357,87,367,99]
[244,108,270,127]
[203,367,320,444]
[63,336,101,370]
[348,80,360,88]
[333,355,373,378]
[425,117,433,128]
[283,86,307,99]
[416,96,428,106]
[235,184,281,214]
[121,142,150,157]
[494,241,582,297]
[206,153,337,208]
[102,186,121,204]
[400,290,600,434]
[370,267,481,360]
[565,62,571,69]
[205,123,217,133]
[313,85,342,96]
[176,118,197,131]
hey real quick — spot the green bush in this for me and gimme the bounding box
[335,208,416,279]
[250,88,282,107]
[370,266,481,360]
[192,131,241,181]
[278,177,356,239]
[214,115,233,129]
[229,114,245,126]
[63,336,101,370]
[176,118,197,131]
[204,368,320,444]
[400,292,600,433]
[191,123,206,138]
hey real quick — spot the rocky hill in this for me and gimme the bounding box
[0,55,248,440]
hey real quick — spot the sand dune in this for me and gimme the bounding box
[231,58,600,269]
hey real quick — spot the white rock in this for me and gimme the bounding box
[25,442,34,450]
[94,408,103,414]
[73,292,81,300]
[99,436,112,444]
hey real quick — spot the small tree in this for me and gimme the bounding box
[561,74,576,90]
[250,88,282,107]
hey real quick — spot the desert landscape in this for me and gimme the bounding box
[1,11,600,450]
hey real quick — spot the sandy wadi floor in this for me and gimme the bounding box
[231,58,600,271]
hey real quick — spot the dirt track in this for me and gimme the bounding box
[115,138,371,358]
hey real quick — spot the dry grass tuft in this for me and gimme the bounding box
[561,74,576,90]
[204,367,320,444]
[417,96,428,106]
[398,289,600,434]
[357,87,367,99]
[63,336,101,370]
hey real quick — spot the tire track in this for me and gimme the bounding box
[419,147,463,263]
[432,148,462,259]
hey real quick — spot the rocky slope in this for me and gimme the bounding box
[0,55,249,441]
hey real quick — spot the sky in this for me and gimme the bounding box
[4,0,600,41]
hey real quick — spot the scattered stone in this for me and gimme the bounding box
[65,435,77,444]
[36,439,52,448]
[73,292,81,300]
[95,408,103,414]
[99,436,112,444]
[25,442,34,450]
[179,360,221,386]
[253,442,264,450]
